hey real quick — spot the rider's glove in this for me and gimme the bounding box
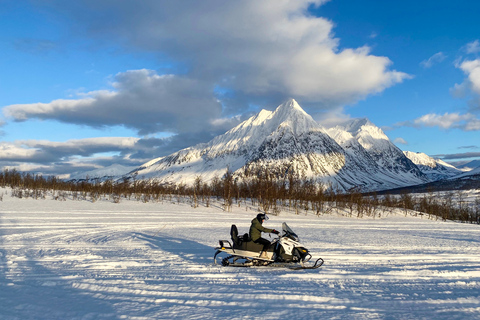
[272,229,280,235]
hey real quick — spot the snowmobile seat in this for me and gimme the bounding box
[230,225,242,247]
[230,225,268,252]
[243,241,266,252]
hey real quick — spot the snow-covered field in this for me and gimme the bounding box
[1,188,480,319]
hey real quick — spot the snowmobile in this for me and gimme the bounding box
[214,222,324,270]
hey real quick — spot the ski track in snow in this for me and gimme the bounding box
[1,188,480,319]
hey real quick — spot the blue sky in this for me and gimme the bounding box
[1,0,480,177]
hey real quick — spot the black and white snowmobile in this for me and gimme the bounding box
[214,222,324,270]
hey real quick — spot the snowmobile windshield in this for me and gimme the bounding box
[282,222,299,241]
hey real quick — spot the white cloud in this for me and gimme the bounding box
[43,0,409,109]
[3,163,55,173]
[464,118,480,131]
[450,82,469,99]
[0,137,142,162]
[2,1,414,176]
[420,52,447,68]
[0,137,158,176]
[18,137,141,152]
[4,69,223,135]
[458,59,480,95]
[452,57,480,109]
[414,113,468,129]
[393,137,408,145]
[314,107,353,128]
[0,133,234,176]
[0,143,38,160]
[465,40,480,54]
[397,112,480,131]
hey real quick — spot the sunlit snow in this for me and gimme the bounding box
[1,187,479,319]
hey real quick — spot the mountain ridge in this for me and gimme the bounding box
[403,151,461,180]
[123,99,435,192]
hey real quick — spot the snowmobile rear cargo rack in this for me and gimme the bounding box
[216,240,235,253]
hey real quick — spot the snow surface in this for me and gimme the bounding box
[1,188,480,319]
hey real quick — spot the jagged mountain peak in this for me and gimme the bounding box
[270,99,318,133]
[403,150,461,180]
[334,118,382,138]
[335,117,390,152]
[403,151,438,168]
[126,99,430,192]
[227,99,319,138]
[274,98,307,115]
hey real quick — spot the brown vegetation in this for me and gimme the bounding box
[1,168,479,224]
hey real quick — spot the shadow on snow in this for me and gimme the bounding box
[133,232,214,265]
[0,212,116,319]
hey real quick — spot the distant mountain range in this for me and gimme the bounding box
[402,151,462,180]
[70,99,479,192]
[70,164,137,181]
[456,159,480,170]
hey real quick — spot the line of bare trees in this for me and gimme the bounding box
[1,168,479,224]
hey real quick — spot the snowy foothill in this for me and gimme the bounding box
[1,187,480,319]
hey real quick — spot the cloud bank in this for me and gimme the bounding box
[397,40,480,134]
[1,0,412,176]
[0,137,163,176]
[451,40,480,108]
[7,0,408,120]
[4,70,223,135]
[397,112,480,131]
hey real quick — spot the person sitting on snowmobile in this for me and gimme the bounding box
[249,213,280,258]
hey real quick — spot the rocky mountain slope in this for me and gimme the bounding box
[126,99,431,192]
[403,151,462,180]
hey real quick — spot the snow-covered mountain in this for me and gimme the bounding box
[128,99,346,187]
[326,118,428,190]
[126,99,430,192]
[403,151,462,180]
[457,159,480,171]
[70,164,137,181]
[451,164,480,179]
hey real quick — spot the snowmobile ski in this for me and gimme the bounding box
[288,257,324,270]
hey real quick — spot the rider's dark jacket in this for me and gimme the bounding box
[249,216,274,241]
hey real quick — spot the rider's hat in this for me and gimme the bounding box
[257,213,269,221]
